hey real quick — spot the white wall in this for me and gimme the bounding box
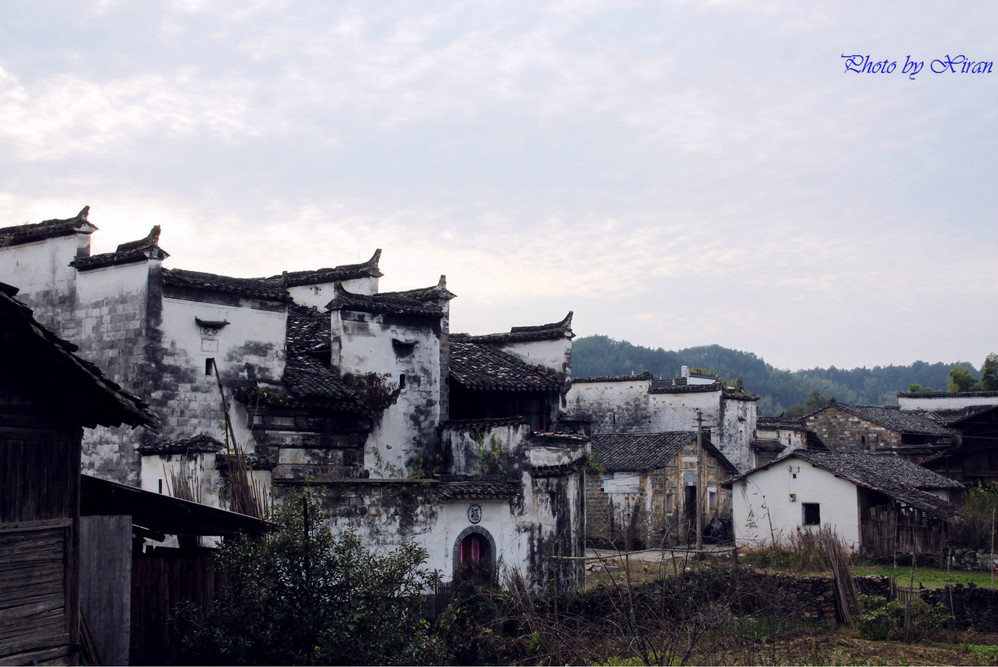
[899,393,998,411]
[566,379,653,432]
[287,275,378,309]
[732,457,860,550]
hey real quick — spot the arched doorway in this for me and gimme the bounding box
[452,526,496,581]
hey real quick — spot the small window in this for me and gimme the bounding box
[666,492,674,514]
[802,503,821,526]
[708,490,717,512]
[205,358,215,376]
[399,373,406,389]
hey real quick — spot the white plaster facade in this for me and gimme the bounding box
[0,210,588,590]
[898,392,998,412]
[732,457,861,550]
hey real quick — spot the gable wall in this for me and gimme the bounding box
[803,407,901,453]
[566,380,653,432]
[732,459,860,549]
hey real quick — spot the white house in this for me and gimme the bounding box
[0,207,589,591]
[730,450,961,557]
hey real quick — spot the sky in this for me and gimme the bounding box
[1,1,995,372]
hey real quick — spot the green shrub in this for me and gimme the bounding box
[174,489,447,665]
[856,594,951,642]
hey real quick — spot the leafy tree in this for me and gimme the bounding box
[175,489,446,665]
[979,353,998,391]
[782,390,834,420]
[947,365,979,392]
[907,383,933,392]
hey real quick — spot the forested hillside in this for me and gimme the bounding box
[572,335,981,416]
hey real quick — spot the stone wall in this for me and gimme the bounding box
[803,407,901,453]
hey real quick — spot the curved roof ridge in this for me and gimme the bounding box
[263,248,384,287]
[0,206,97,247]
[457,311,575,344]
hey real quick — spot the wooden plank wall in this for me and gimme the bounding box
[0,522,72,665]
[80,515,133,665]
[130,553,223,666]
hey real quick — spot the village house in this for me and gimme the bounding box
[897,390,998,490]
[565,367,759,473]
[801,402,959,463]
[752,416,827,468]
[730,450,962,558]
[0,282,153,665]
[585,432,738,549]
[0,208,589,592]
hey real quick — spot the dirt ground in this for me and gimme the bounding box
[698,629,998,666]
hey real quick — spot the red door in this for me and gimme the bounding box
[459,534,481,565]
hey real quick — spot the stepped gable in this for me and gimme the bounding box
[261,249,384,287]
[449,337,563,392]
[460,312,574,344]
[819,403,958,436]
[0,206,97,247]
[325,281,446,317]
[573,371,654,383]
[71,225,170,271]
[163,268,292,302]
[138,433,224,455]
[592,431,736,472]
[286,302,330,359]
[0,281,154,429]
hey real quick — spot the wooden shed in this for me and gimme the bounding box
[0,282,153,665]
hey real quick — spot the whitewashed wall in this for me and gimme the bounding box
[732,457,860,550]
[566,379,653,432]
[287,275,378,309]
[899,393,998,411]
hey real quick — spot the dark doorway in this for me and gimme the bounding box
[684,485,698,543]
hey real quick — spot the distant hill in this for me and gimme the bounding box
[571,335,980,416]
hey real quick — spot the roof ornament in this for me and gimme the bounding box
[77,205,90,220]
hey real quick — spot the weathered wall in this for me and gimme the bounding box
[286,275,378,309]
[566,379,653,432]
[442,421,533,475]
[332,310,442,476]
[140,452,224,508]
[898,392,998,411]
[716,395,758,472]
[156,293,286,449]
[586,449,733,549]
[803,407,901,453]
[732,458,860,549]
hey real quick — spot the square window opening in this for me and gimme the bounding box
[802,502,821,526]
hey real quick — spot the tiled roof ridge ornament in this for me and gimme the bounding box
[268,248,384,287]
[509,311,573,335]
[115,225,162,253]
[0,206,99,247]
[325,281,444,317]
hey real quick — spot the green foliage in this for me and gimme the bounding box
[957,482,998,550]
[782,390,834,420]
[856,594,950,642]
[472,430,505,475]
[948,365,979,392]
[573,336,976,416]
[979,353,998,391]
[907,383,933,392]
[174,489,446,665]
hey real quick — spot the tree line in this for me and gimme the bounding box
[572,335,991,416]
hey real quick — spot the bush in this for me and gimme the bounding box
[958,482,998,550]
[856,594,951,642]
[174,489,447,665]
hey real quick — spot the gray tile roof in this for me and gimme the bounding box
[71,226,169,271]
[438,479,520,500]
[573,371,654,383]
[449,340,563,392]
[260,249,384,287]
[325,282,445,318]
[0,281,154,429]
[457,312,574,344]
[139,433,224,455]
[738,450,962,519]
[591,432,737,473]
[0,206,96,247]
[286,303,330,359]
[163,268,293,302]
[810,403,958,436]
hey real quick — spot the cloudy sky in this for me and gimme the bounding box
[1,1,995,371]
